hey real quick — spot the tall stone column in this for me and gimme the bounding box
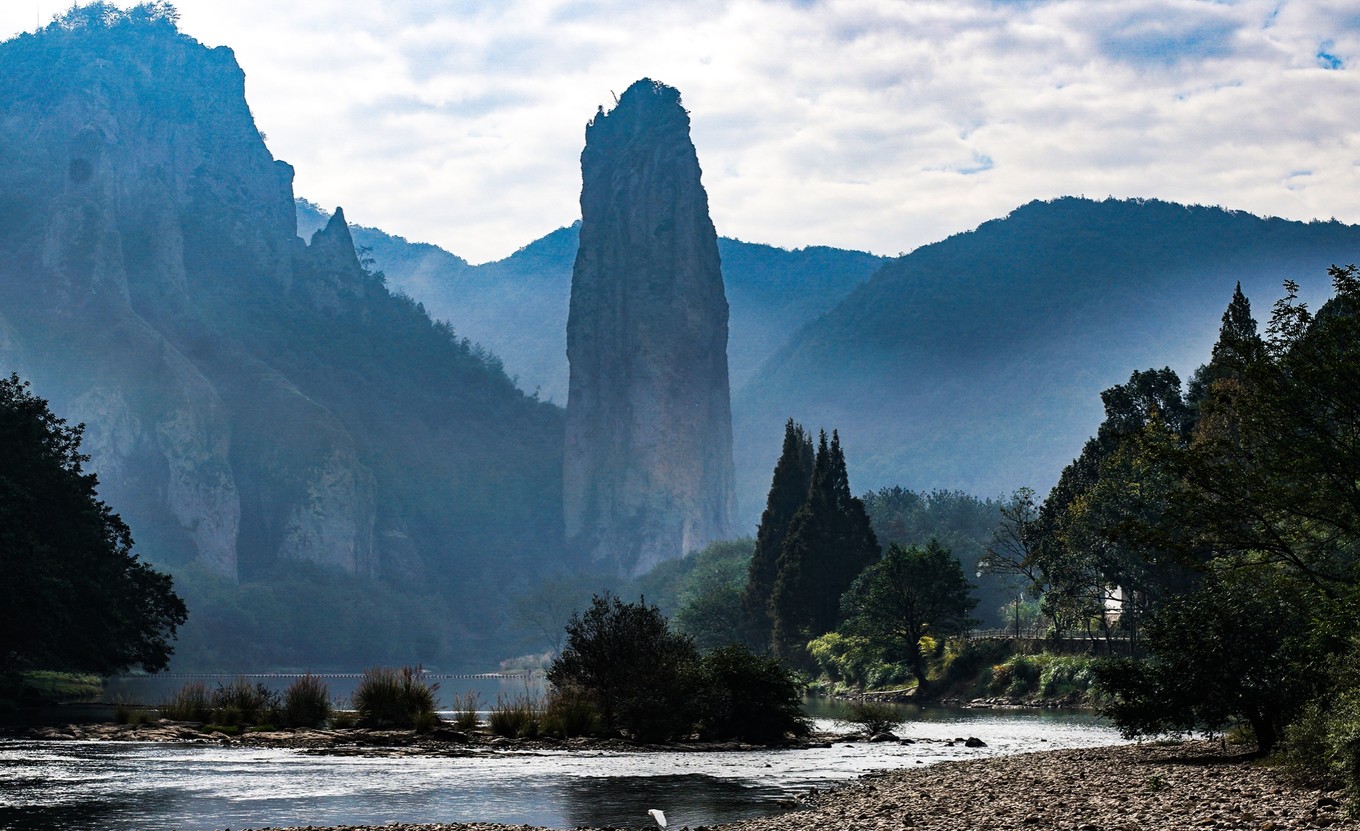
[564,79,738,576]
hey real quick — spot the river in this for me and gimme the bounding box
[0,703,1122,831]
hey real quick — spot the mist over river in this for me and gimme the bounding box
[0,705,1122,831]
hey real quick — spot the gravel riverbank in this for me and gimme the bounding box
[238,740,1357,831]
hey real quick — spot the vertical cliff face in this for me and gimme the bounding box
[0,14,378,580]
[564,79,738,576]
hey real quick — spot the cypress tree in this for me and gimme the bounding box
[1188,282,1265,412]
[769,430,881,665]
[742,419,814,651]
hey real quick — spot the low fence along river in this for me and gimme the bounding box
[0,684,1123,831]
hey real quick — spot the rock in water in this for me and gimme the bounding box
[564,79,738,576]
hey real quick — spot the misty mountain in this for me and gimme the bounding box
[0,8,564,668]
[733,197,1360,525]
[297,203,887,402]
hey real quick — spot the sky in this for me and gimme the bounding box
[2,0,1357,264]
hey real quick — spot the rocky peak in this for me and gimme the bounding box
[564,78,738,576]
[307,207,364,276]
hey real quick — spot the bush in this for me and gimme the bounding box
[990,655,1042,698]
[841,700,902,735]
[488,692,540,738]
[1039,656,1094,699]
[280,674,331,728]
[353,666,439,730]
[450,690,481,730]
[697,645,810,743]
[540,685,601,738]
[210,677,280,726]
[546,593,702,741]
[161,681,211,722]
[1282,643,1360,806]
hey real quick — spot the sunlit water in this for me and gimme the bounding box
[0,706,1122,831]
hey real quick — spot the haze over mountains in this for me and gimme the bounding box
[5,6,1360,670]
[316,196,1360,527]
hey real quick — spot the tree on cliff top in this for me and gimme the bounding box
[0,373,186,675]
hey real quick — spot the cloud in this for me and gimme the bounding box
[3,0,1357,263]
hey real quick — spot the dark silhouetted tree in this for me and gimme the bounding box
[769,430,880,664]
[0,373,186,675]
[742,419,813,650]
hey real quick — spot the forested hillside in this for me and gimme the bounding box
[0,8,564,669]
[298,202,886,402]
[734,198,1360,522]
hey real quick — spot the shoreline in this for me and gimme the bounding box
[229,741,1355,831]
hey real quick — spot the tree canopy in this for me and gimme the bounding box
[0,373,186,674]
[839,540,978,690]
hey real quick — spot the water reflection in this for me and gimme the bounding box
[0,706,1122,831]
[556,775,790,829]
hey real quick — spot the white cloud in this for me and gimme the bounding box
[3,0,1357,262]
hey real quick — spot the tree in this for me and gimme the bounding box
[0,374,186,674]
[838,541,977,690]
[1093,565,1327,755]
[696,645,811,743]
[768,430,880,664]
[546,593,701,741]
[742,420,813,649]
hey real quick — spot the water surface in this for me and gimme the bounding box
[0,706,1121,831]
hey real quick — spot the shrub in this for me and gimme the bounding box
[1039,656,1094,699]
[210,677,280,726]
[280,674,331,728]
[546,593,702,741]
[991,655,1042,698]
[1282,644,1360,806]
[540,685,601,738]
[161,681,211,722]
[353,666,439,730]
[488,692,540,738]
[450,690,481,730]
[697,645,810,743]
[841,700,902,735]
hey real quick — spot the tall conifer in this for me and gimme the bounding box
[742,419,813,650]
[769,430,881,664]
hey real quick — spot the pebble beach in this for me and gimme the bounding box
[238,741,1358,831]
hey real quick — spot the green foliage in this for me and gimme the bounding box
[0,374,186,675]
[546,594,808,743]
[209,677,280,727]
[169,562,451,670]
[807,632,896,688]
[280,675,331,728]
[352,667,439,730]
[450,690,481,730]
[863,487,1022,628]
[838,541,977,690]
[768,430,881,664]
[1281,645,1360,805]
[841,700,903,735]
[488,692,540,738]
[743,420,815,650]
[1093,567,1325,754]
[540,685,602,738]
[696,645,810,743]
[160,681,211,723]
[547,594,701,741]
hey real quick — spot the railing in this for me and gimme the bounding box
[116,671,542,680]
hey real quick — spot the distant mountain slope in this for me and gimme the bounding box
[734,198,1360,526]
[0,9,564,668]
[298,203,887,402]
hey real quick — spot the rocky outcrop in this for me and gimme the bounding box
[0,7,562,645]
[564,79,738,575]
